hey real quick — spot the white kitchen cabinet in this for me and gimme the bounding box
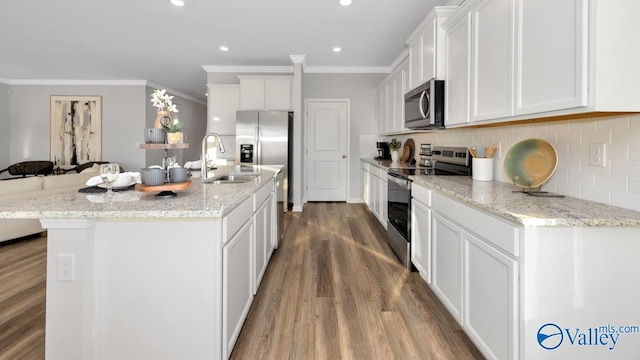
[464,231,518,360]
[514,0,587,115]
[443,12,471,126]
[239,76,292,111]
[471,0,514,121]
[254,196,268,293]
[411,184,431,283]
[222,216,254,359]
[431,212,464,323]
[361,161,388,229]
[406,6,458,90]
[375,58,409,134]
[207,84,240,135]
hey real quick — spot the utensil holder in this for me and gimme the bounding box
[472,158,494,181]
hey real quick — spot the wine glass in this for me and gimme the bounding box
[99,163,120,194]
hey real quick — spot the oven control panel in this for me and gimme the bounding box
[432,146,470,166]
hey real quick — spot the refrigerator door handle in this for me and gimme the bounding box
[256,126,261,165]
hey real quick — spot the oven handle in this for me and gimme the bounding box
[387,173,411,189]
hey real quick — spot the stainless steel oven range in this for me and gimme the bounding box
[386,146,471,270]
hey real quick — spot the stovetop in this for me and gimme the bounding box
[388,146,472,179]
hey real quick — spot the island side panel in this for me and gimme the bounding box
[521,227,640,360]
[42,219,98,360]
[43,218,225,360]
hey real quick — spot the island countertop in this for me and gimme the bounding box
[361,157,640,227]
[0,166,277,220]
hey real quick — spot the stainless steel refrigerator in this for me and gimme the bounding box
[236,111,293,236]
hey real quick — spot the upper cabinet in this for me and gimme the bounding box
[207,84,240,135]
[375,57,409,134]
[442,0,640,127]
[406,7,459,91]
[238,75,292,111]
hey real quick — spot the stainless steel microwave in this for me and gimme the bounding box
[404,79,445,130]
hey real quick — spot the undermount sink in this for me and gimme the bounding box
[203,173,259,184]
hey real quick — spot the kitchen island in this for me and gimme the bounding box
[0,166,278,360]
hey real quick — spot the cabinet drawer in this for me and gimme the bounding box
[412,183,431,206]
[432,192,520,256]
[223,196,253,243]
[253,179,274,210]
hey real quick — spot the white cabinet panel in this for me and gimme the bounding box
[222,218,253,359]
[431,212,464,323]
[464,231,518,360]
[265,79,292,110]
[515,0,587,115]
[420,20,436,83]
[208,85,240,135]
[471,0,514,121]
[239,76,292,111]
[444,13,471,126]
[409,39,422,90]
[254,196,269,294]
[411,197,431,283]
[239,79,265,110]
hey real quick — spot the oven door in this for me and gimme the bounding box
[387,173,411,239]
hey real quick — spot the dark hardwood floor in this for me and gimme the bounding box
[0,203,484,359]
[0,235,46,360]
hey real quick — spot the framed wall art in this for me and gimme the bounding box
[50,96,102,166]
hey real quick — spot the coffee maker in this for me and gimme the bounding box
[376,142,391,160]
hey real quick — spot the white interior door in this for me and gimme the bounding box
[306,100,348,202]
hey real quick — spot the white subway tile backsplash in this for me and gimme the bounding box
[391,113,640,211]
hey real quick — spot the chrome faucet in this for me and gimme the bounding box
[201,132,226,179]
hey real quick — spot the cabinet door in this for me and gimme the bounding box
[371,173,381,220]
[239,79,265,110]
[431,212,463,323]
[267,193,276,259]
[444,13,471,126]
[515,0,587,115]
[254,198,269,293]
[471,0,514,121]
[409,39,421,90]
[362,168,372,210]
[222,219,254,359]
[379,178,388,229]
[208,85,240,135]
[265,79,292,110]
[392,66,405,132]
[421,20,437,83]
[464,232,518,360]
[411,198,431,283]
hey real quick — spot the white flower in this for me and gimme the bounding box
[150,89,179,113]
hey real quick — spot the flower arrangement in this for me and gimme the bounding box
[389,138,402,151]
[150,89,179,113]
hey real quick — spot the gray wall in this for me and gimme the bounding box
[0,82,10,177]
[4,84,206,176]
[302,73,385,202]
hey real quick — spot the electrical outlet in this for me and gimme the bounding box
[57,254,75,281]
[589,143,606,167]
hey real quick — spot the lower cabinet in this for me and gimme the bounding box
[361,161,388,229]
[464,231,518,360]
[254,194,274,294]
[411,197,431,283]
[222,218,254,359]
[431,212,464,323]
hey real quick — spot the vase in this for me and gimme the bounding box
[167,132,184,144]
[391,150,399,162]
[154,110,171,129]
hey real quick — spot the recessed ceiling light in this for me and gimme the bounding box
[339,0,352,6]
[171,0,185,6]
[333,47,342,53]
[219,46,229,52]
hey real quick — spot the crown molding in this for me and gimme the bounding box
[289,55,307,69]
[304,66,391,74]
[0,78,10,85]
[389,48,410,71]
[202,65,294,74]
[146,81,206,105]
[8,79,147,86]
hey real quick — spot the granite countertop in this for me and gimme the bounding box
[361,158,640,227]
[361,158,418,170]
[0,165,276,220]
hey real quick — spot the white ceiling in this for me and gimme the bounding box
[0,0,450,102]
